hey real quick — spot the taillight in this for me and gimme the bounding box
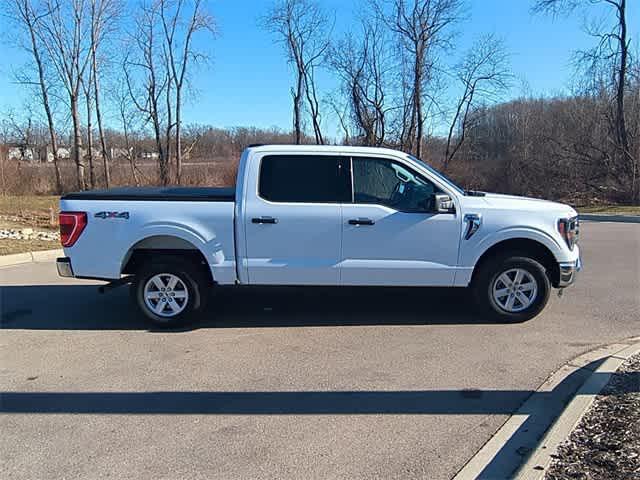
[59,212,87,247]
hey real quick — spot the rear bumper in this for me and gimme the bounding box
[56,257,74,278]
[57,256,127,282]
[558,256,582,288]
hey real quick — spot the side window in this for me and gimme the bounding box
[352,157,440,212]
[259,155,349,203]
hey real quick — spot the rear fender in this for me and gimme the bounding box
[119,222,231,283]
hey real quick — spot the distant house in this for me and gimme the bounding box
[39,145,71,162]
[7,145,35,162]
[140,151,159,159]
[2,144,73,163]
[3,143,139,163]
[110,147,134,160]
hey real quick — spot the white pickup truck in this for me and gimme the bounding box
[57,145,581,326]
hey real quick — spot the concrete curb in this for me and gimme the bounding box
[0,248,63,267]
[579,213,640,223]
[516,339,640,480]
[453,337,640,480]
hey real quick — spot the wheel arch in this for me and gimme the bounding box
[471,238,561,287]
[121,235,214,285]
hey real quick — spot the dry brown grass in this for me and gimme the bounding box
[0,238,59,256]
[1,157,238,195]
[0,195,59,231]
[578,205,640,215]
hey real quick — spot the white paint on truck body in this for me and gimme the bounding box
[61,145,580,287]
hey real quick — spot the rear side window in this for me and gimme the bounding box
[259,155,349,203]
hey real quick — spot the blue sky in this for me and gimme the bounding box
[1,0,638,136]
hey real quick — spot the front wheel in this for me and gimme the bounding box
[132,258,208,327]
[472,255,551,323]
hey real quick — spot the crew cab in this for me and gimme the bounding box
[57,145,581,326]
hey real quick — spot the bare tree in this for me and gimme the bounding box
[6,112,36,161]
[115,86,141,186]
[534,0,638,203]
[330,18,393,146]
[8,0,63,193]
[89,0,120,188]
[303,62,324,144]
[36,0,93,190]
[327,94,352,144]
[124,0,213,186]
[264,0,331,144]
[0,120,8,194]
[124,1,171,185]
[443,34,511,169]
[159,0,215,184]
[379,0,462,157]
[81,71,96,187]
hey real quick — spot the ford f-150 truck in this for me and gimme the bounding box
[57,145,581,326]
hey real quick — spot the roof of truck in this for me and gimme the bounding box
[246,144,410,157]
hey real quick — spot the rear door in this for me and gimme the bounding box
[243,154,349,285]
[340,156,462,286]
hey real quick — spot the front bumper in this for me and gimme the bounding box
[558,256,582,288]
[56,257,74,278]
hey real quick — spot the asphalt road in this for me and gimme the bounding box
[1,222,638,480]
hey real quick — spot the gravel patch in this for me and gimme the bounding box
[545,353,640,480]
[0,228,59,241]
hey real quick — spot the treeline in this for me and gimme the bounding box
[2,0,639,204]
[438,92,640,204]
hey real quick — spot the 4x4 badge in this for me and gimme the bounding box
[94,211,129,219]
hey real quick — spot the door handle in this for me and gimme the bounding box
[252,216,278,224]
[348,218,375,226]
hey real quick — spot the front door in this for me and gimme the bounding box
[340,156,462,286]
[244,154,349,285]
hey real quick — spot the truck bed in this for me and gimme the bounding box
[61,186,236,202]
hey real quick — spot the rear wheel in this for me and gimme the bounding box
[472,255,551,322]
[131,258,208,327]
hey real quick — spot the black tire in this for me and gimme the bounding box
[472,254,551,323]
[131,257,209,327]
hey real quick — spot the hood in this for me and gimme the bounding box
[480,192,577,216]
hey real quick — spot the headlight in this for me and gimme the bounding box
[558,217,579,250]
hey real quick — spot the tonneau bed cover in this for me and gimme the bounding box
[62,187,236,202]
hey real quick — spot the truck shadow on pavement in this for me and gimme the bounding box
[1,284,505,330]
[2,361,636,478]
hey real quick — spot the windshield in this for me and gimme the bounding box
[406,154,466,195]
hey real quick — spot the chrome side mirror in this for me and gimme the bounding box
[434,194,455,214]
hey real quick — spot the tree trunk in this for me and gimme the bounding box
[414,43,423,158]
[85,90,96,188]
[129,153,140,186]
[615,0,633,203]
[293,70,303,144]
[43,101,62,194]
[93,61,111,188]
[304,68,323,145]
[120,101,139,187]
[164,80,172,186]
[175,89,182,184]
[46,119,63,194]
[24,4,63,193]
[152,114,168,186]
[90,0,111,189]
[71,94,86,190]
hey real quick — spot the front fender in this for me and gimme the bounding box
[461,226,566,268]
